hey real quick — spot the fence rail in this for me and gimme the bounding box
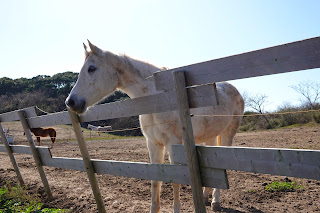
[0,144,228,188]
[154,36,320,90]
[172,145,320,180]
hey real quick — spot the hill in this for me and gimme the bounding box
[0,72,139,135]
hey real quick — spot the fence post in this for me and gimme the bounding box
[0,121,25,186]
[68,109,106,213]
[173,71,206,213]
[18,110,53,200]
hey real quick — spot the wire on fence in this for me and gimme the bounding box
[33,105,320,135]
[193,109,320,118]
[100,109,320,133]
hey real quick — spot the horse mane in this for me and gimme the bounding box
[85,48,162,79]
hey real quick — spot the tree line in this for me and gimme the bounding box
[241,81,320,131]
[0,72,129,114]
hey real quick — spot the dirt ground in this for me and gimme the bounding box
[0,123,320,212]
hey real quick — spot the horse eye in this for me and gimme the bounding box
[88,65,97,73]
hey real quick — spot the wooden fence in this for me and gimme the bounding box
[1,36,320,213]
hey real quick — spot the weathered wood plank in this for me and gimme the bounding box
[80,84,218,122]
[0,145,228,188]
[42,157,86,171]
[79,90,178,122]
[172,145,320,180]
[27,84,218,128]
[0,107,36,122]
[93,160,190,184]
[0,122,24,185]
[18,110,53,200]
[0,145,5,152]
[1,145,32,155]
[68,109,106,213]
[93,160,228,188]
[173,71,206,212]
[154,36,320,90]
[0,145,51,156]
[27,111,71,128]
[41,157,227,188]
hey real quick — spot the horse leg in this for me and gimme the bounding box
[36,137,41,146]
[167,145,182,213]
[50,137,55,148]
[50,131,56,149]
[211,188,221,211]
[210,118,241,211]
[147,139,164,213]
[209,132,234,211]
[203,136,220,207]
[203,187,211,206]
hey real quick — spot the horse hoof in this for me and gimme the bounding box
[212,202,222,212]
[204,201,211,206]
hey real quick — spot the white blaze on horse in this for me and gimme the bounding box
[66,41,244,212]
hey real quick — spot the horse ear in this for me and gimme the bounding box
[87,40,104,56]
[83,43,89,57]
[83,43,88,52]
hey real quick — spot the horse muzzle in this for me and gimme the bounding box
[65,95,87,114]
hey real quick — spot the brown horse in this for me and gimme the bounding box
[28,128,57,147]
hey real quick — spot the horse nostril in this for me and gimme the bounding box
[65,96,87,113]
[66,98,75,107]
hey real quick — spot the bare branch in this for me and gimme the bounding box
[290,81,320,109]
[246,93,269,114]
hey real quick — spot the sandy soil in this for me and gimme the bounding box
[0,124,320,212]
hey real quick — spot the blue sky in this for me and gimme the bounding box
[1,0,320,111]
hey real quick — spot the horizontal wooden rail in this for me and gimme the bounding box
[172,145,320,180]
[154,36,320,90]
[0,144,228,189]
[26,84,219,128]
[0,107,36,122]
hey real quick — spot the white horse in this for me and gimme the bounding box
[88,124,112,136]
[88,124,99,131]
[97,126,112,131]
[66,41,244,212]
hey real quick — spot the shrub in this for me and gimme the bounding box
[312,112,320,123]
[265,181,302,192]
[0,183,69,213]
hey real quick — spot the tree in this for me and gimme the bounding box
[290,81,320,109]
[246,93,272,128]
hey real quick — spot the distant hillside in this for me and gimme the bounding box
[0,72,138,135]
[0,72,78,113]
[0,72,129,114]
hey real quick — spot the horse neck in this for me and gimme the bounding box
[113,54,160,98]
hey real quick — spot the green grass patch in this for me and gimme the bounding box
[0,183,69,213]
[246,189,257,193]
[265,181,303,192]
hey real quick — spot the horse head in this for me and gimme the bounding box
[66,41,120,114]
